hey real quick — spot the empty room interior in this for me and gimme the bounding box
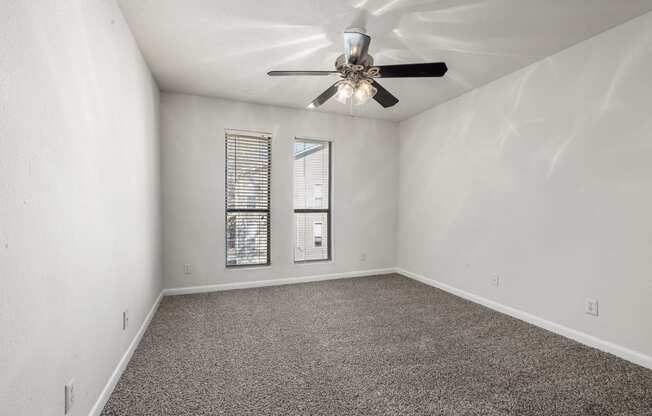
[3,0,652,415]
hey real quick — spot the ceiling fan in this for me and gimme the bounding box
[268,28,448,109]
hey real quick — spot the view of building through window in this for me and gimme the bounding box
[294,138,331,262]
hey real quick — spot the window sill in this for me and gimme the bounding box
[225,265,273,272]
[294,259,334,266]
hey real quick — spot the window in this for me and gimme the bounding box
[225,131,271,267]
[294,139,331,262]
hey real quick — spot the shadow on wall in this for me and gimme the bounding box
[397,10,652,359]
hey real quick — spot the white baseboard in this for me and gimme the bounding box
[396,268,652,371]
[162,268,396,296]
[89,291,163,416]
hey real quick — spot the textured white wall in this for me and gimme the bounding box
[4,2,652,414]
[161,93,398,289]
[398,12,652,359]
[0,1,161,415]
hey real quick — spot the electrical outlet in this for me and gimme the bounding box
[360,253,367,262]
[491,274,500,287]
[64,380,75,414]
[123,310,129,330]
[585,298,599,317]
[183,263,191,275]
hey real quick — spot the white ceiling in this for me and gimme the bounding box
[117,0,652,121]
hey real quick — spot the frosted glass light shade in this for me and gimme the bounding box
[335,81,355,104]
[353,80,377,105]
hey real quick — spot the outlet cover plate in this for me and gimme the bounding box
[491,275,500,287]
[64,380,74,414]
[585,298,599,316]
[123,310,129,330]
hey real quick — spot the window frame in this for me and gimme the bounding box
[293,138,332,263]
[224,130,272,268]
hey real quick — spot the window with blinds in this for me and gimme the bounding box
[225,131,271,267]
[294,138,331,262]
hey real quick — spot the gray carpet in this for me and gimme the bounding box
[101,274,652,415]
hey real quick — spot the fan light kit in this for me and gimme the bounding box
[268,28,448,110]
[332,79,377,106]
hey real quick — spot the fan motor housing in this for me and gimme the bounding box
[335,54,374,72]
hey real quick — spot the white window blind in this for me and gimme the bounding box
[225,131,271,266]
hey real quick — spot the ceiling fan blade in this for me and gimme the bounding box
[267,70,338,76]
[307,82,339,109]
[375,62,448,78]
[371,80,399,108]
[343,29,371,65]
